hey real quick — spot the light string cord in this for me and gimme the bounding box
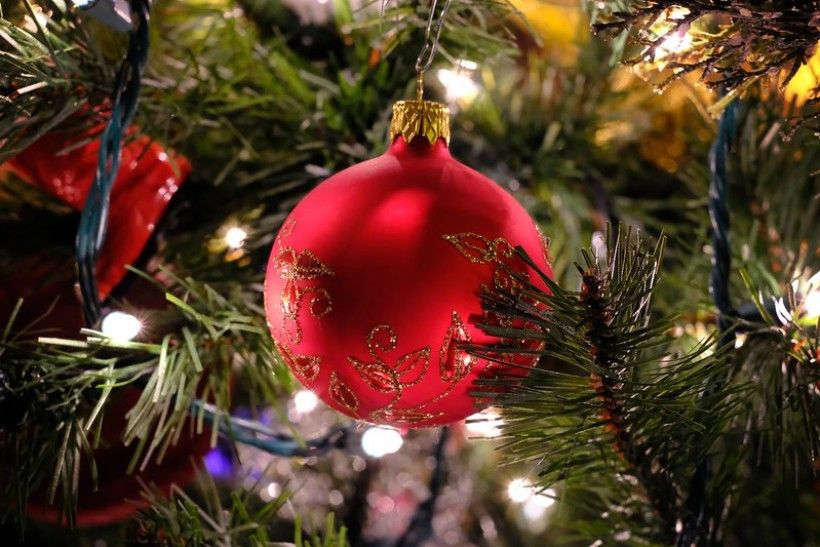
[193,401,352,457]
[73,1,347,459]
[76,0,150,327]
[414,0,452,100]
[676,99,739,547]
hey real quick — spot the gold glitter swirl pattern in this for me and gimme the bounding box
[274,247,334,280]
[369,404,443,427]
[441,232,514,264]
[439,311,473,384]
[348,325,431,396]
[272,221,335,346]
[276,342,321,383]
[329,372,359,413]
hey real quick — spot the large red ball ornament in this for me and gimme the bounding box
[265,100,552,428]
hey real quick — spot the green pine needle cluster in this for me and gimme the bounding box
[135,470,349,546]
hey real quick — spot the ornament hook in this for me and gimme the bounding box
[414,0,452,100]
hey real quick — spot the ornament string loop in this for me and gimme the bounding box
[76,0,151,327]
[415,0,452,99]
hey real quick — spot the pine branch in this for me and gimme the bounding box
[590,0,820,119]
[0,270,294,528]
[135,468,349,546]
[470,226,743,544]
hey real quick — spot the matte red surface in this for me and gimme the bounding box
[265,137,552,428]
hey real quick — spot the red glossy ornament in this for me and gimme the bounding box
[6,127,191,299]
[1,127,206,526]
[264,101,552,429]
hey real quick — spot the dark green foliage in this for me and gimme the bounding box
[134,469,348,546]
[471,227,745,544]
[1,0,819,544]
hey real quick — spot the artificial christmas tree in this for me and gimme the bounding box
[0,0,818,546]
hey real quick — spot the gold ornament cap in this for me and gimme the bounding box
[389,100,450,146]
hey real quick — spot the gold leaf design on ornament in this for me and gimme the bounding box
[536,226,551,266]
[443,231,530,296]
[275,218,296,250]
[441,233,496,263]
[304,287,332,318]
[369,404,443,427]
[348,324,431,396]
[272,229,335,346]
[349,357,398,393]
[367,325,397,353]
[394,348,431,387]
[275,247,334,280]
[439,311,473,384]
[277,342,321,383]
[329,372,359,413]
[441,233,515,264]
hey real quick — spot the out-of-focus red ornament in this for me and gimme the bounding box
[0,126,206,526]
[6,126,191,299]
[264,100,552,429]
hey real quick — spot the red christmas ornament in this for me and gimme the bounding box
[265,100,552,429]
[6,125,191,299]
[0,126,207,525]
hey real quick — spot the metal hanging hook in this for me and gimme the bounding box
[415,0,452,101]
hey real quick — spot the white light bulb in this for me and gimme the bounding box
[224,226,248,249]
[802,271,820,319]
[260,481,281,501]
[656,28,692,58]
[361,426,403,458]
[100,311,142,342]
[437,68,480,105]
[507,478,533,503]
[465,409,504,438]
[457,59,479,70]
[293,389,319,414]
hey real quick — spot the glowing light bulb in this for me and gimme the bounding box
[802,271,820,319]
[224,226,248,249]
[457,59,479,70]
[260,481,281,501]
[465,409,504,438]
[522,489,556,520]
[293,389,319,414]
[101,311,142,342]
[507,478,533,503]
[508,478,556,510]
[361,426,403,458]
[437,60,480,105]
[656,28,692,58]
